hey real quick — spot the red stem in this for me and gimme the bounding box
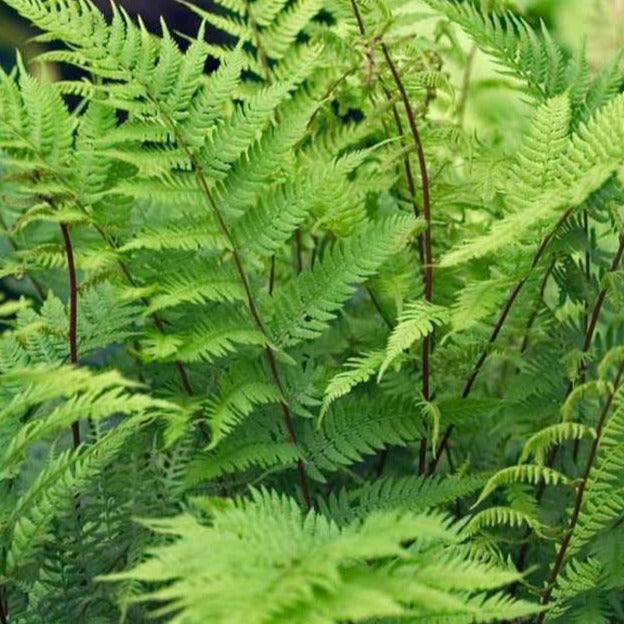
[379,44,433,474]
[265,346,312,509]
[0,590,8,624]
[537,361,624,621]
[516,232,624,579]
[159,107,312,508]
[383,86,425,263]
[429,208,573,474]
[349,0,434,472]
[60,223,81,449]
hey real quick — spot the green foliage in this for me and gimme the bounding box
[106,490,537,624]
[0,0,624,622]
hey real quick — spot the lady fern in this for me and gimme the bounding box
[1,0,624,623]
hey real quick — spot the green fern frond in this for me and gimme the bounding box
[441,93,624,267]
[520,423,596,464]
[451,277,514,333]
[206,365,282,447]
[304,397,421,474]
[320,349,385,420]
[323,473,489,525]
[140,313,266,364]
[103,489,535,624]
[267,216,416,346]
[423,0,567,99]
[475,465,569,507]
[144,263,245,314]
[462,506,541,537]
[379,301,450,379]
[6,417,144,571]
[232,150,373,257]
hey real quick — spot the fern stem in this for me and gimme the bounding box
[583,210,592,337]
[269,256,277,294]
[378,42,433,474]
[195,160,311,506]
[383,85,424,263]
[429,208,573,474]
[0,589,7,624]
[199,167,312,505]
[520,255,556,354]
[573,211,593,461]
[515,232,624,580]
[537,361,624,621]
[157,106,312,509]
[265,346,312,509]
[378,45,433,304]
[349,0,434,473]
[581,237,624,358]
[60,223,81,449]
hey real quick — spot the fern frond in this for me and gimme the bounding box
[423,0,567,98]
[103,489,535,624]
[140,313,265,364]
[475,465,569,507]
[205,365,282,447]
[442,93,624,266]
[379,301,450,379]
[6,416,144,571]
[323,473,489,525]
[462,506,541,537]
[304,397,420,474]
[232,150,373,257]
[267,216,416,346]
[520,423,596,464]
[320,349,385,420]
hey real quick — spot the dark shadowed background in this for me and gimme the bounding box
[0,0,227,70]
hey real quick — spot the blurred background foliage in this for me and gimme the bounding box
[2,0,620,131]
[2,0,623,65]
[1,0,622,112]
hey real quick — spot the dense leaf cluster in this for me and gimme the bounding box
[1,0,624,622]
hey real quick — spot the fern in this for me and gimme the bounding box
[0,0,623,622]
[104,489,538,624]
[379,301,450,379]
[320,349,384,418]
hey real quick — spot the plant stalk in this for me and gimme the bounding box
[349,0,434,473]
[429,209,573,473]
[537,361,624,621]
[60,223,81,449]
[158,106,312,509]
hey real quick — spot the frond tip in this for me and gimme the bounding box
[379,301,449,380]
